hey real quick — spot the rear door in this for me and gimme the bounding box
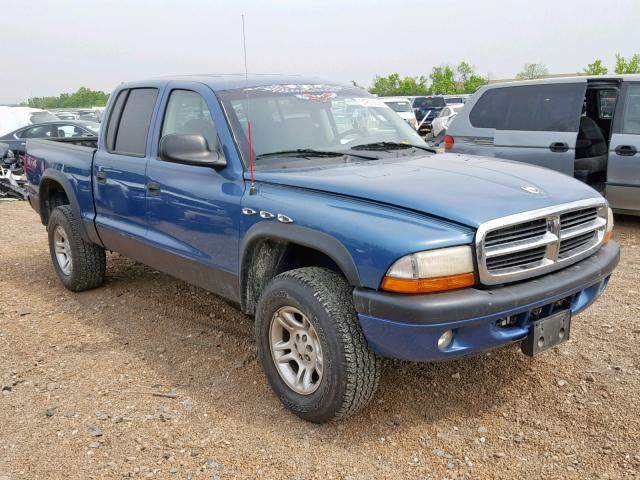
[493,81,587,175]
[607,82,640,213]
[93,87,161,257]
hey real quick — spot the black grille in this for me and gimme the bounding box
[559,231,596,256]
[486,245,546,271]
[485,218,547,247]
[560,208,598,230]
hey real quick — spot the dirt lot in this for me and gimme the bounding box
[0,201,639,480]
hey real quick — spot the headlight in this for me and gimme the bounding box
[381,245,475,294]
[604,207,614,244]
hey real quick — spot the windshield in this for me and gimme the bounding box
[219,84,426,168]
[412,97,446,109]
[445,97,464,105]
[383,100,413,113]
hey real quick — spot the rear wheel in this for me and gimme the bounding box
[48,205,106,291]
[255,267,380,423]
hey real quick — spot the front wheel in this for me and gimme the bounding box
[255,267,381,423]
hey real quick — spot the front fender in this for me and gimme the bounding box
[240,182,475,290]
[241,221,361,286]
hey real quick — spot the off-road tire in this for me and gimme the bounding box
[255,267,381,423]
[48,205,106,292]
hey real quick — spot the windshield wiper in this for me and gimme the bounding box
[350,141,436,153]
[256,148,378,160]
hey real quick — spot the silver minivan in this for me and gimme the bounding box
[446,75,640,215]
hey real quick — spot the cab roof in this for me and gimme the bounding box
[118,74,356,92]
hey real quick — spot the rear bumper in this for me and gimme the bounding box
[353,242,620,361]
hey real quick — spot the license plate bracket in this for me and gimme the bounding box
[521,310,571,357]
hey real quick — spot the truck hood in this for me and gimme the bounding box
[253,153,603,228]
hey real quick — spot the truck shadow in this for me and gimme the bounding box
[22,248,545,440]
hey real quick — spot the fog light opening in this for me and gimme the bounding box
[438,330,454,351]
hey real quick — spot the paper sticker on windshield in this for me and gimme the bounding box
[295,92,337,102]
[353,97,390,108]
[245,84,344,94]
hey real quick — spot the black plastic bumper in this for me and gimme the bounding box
[353,241,620,325]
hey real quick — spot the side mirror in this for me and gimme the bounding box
[159,134,227,168]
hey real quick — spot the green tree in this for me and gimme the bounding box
[614,53,640,74]
[429,66,457,94]
[515,63,549,80]
[27,87,109,109]
[583,59,608,75]
[368,73,428,96]
[462,74,489,93]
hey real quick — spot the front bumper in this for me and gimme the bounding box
[353,242,620,361]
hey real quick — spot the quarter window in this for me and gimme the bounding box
[161,90,217,150]
[111,88,159,156]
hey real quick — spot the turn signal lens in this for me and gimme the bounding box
[603,207,614,244]
[381,272,475,293]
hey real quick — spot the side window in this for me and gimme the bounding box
[112,88,159,156]
[622,84,640,135]
[18,125,55,138]
[161,90,217,150]
[598,89,618,119]
[56,125,86,138]
[469,89,510,129]
[470,84,584,132]
[503,84,583,132]
[105,89,127,150]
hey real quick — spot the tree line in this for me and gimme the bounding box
[19,53,640,108]
[25,87,109,109]
[368,53,640,96]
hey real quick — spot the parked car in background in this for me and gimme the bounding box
[0,120,99,158]
[446,75,640,215]
[411,96,446,135]
[432,104,464,137]
[24,75,618,422]
[381,96,418,130]
[443,94,472,105]
[0,106,59,136]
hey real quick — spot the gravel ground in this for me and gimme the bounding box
[0,201,639,480]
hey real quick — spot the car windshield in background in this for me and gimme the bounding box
[30,112,59,124]
[383,101,413,113]
[412,97,446,108]
[445,97,464,104]
[219,84,426,168]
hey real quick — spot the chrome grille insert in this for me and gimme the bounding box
[476,199,608,285]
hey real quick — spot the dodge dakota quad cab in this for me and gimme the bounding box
[24,75,620,423]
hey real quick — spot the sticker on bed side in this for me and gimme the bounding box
[295,92,337,102]
[353,97,390,108]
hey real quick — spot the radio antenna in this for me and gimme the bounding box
[241,14,256,194]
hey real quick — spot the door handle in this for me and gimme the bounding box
[147,181,161,196]
[96,171,107,184]
[614,145,637,156]
[549,142,569,153]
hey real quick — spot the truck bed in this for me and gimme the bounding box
[25,137,98,231]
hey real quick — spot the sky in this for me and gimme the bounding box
[2,0,640,104]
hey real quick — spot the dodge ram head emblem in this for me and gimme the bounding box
[521,185,541,194]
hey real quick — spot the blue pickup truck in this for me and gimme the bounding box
[24,75,619,423]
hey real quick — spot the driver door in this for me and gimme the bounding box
[144,82,245,301]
